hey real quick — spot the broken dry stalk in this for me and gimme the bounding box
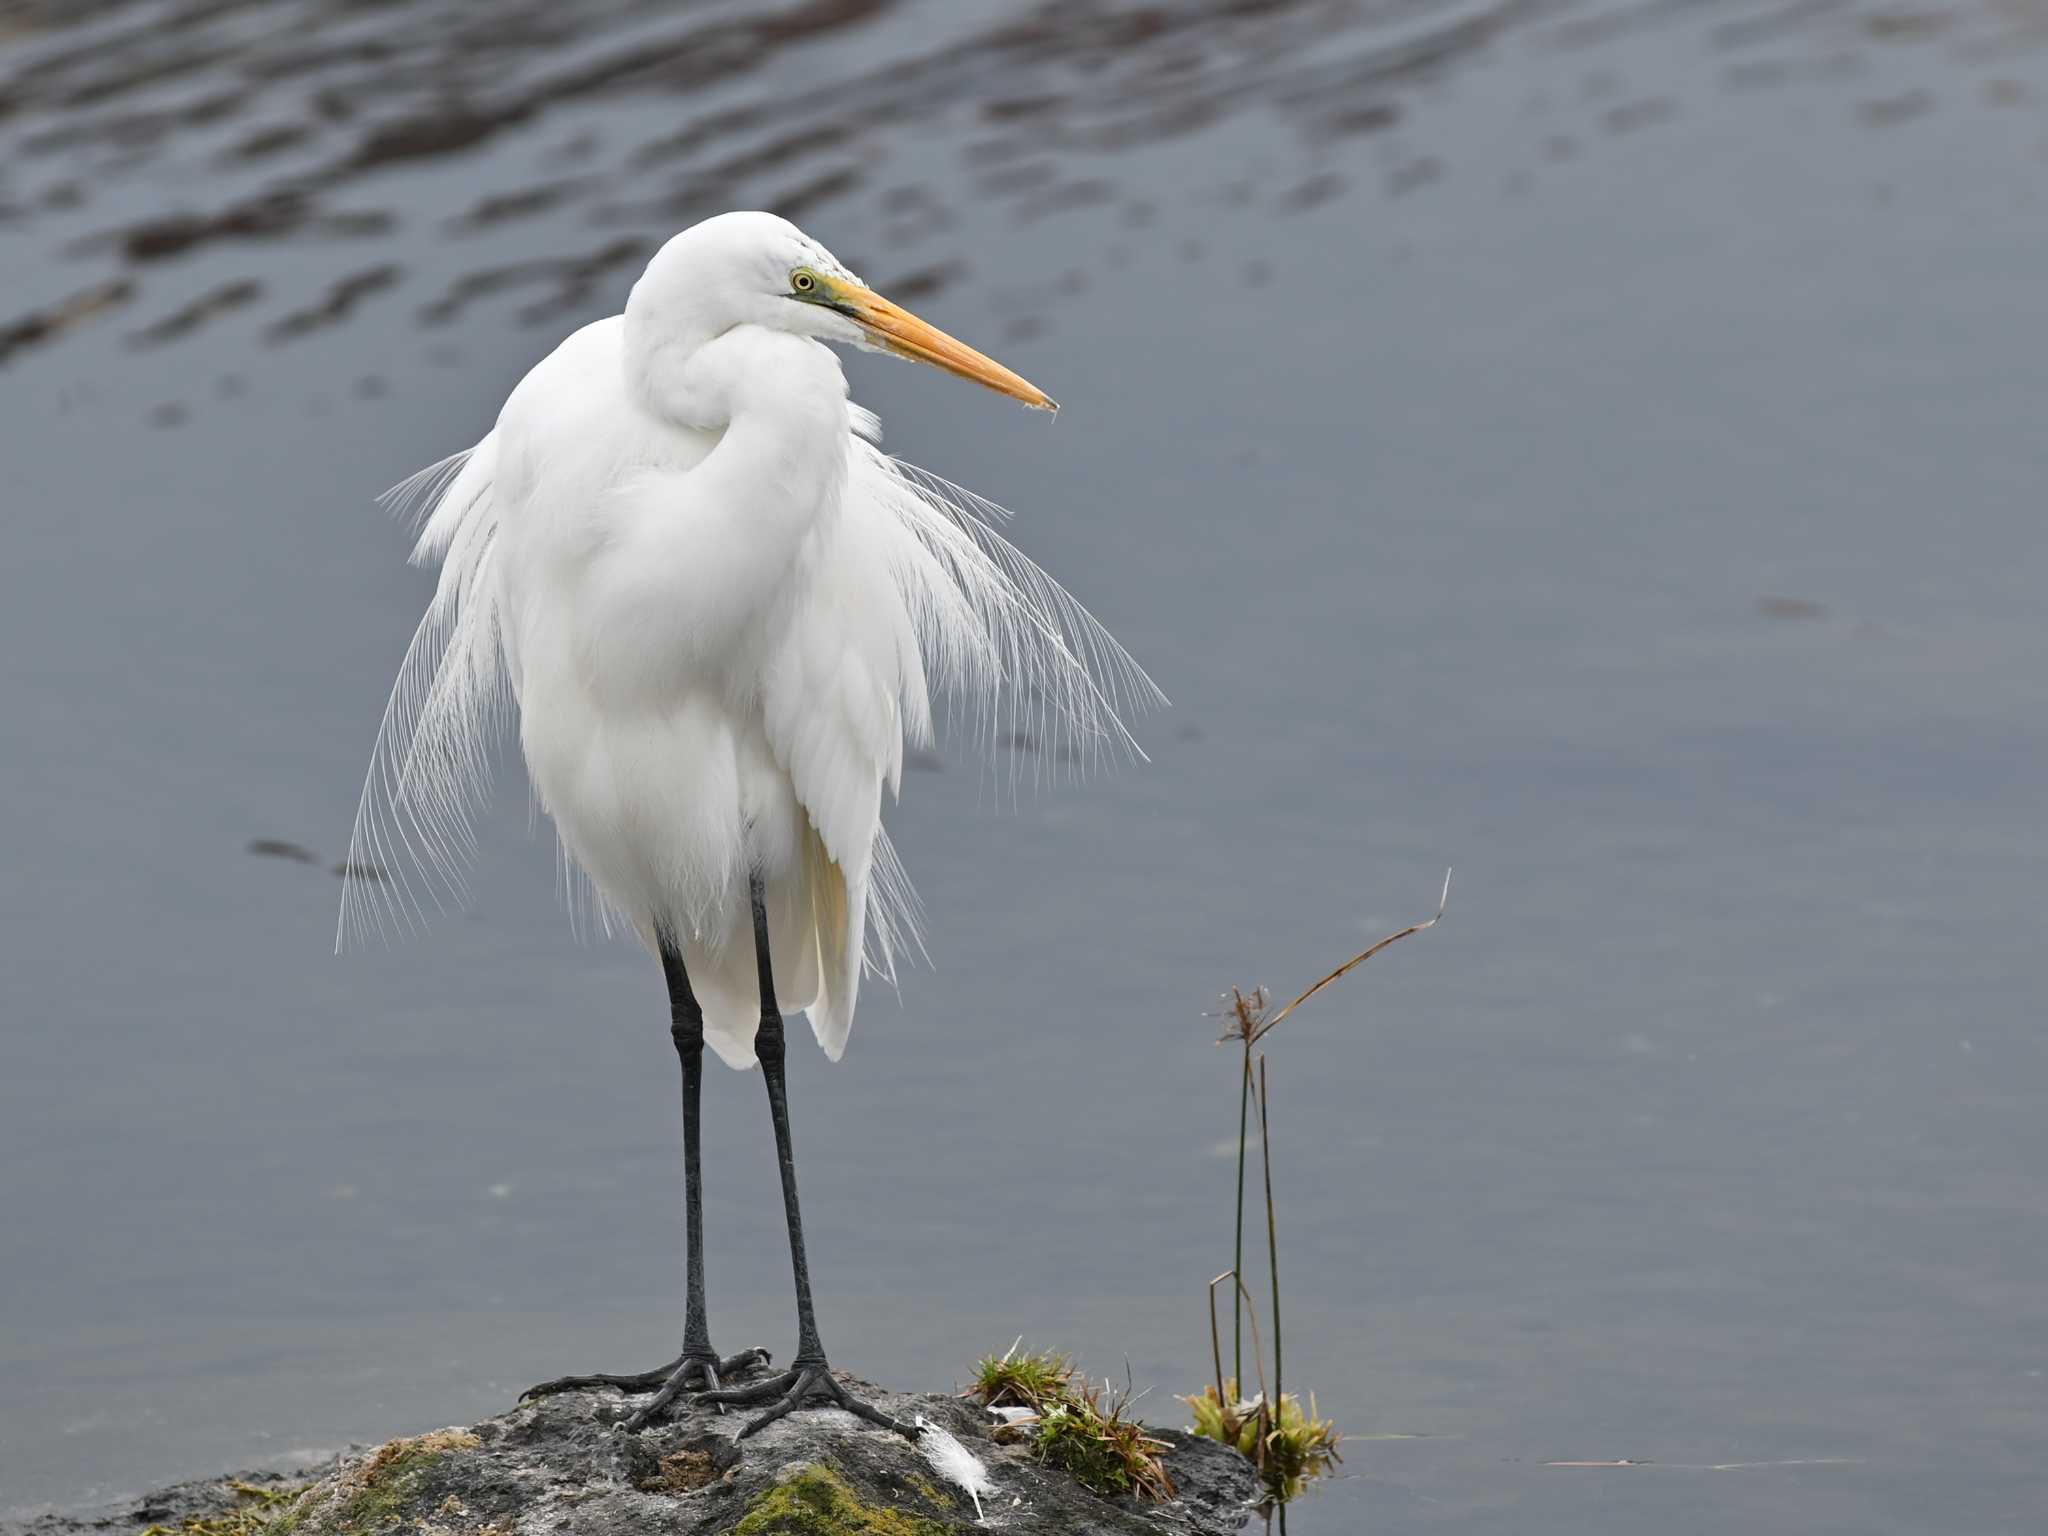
[1248,868,1451,1046]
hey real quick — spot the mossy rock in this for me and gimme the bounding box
[9,1382,1255,1536]
[732,1465,951,1536]
[282,1430,482,1536]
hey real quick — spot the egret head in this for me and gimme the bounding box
[628,211,1055,411]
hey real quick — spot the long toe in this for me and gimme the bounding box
[720,1364,914,1441]
[621,1348,779,1432]
[700,1368,801,1410]
[527,1345,771,1411]
[718,1346,774,1379]
[523,1362,680,1400]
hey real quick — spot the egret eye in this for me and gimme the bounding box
[790,268,819,296]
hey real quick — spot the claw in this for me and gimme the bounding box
[719,1346,775,1378]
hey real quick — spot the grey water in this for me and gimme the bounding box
[3,1,2046,1531]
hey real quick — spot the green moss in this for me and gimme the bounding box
[335,1455,444,1532]
[334,1472,413,1531]
[261,1491,313,1536]
[1033,1404,1135,1497]
[731,1466,950,1536]
[328,1429,481,1534]
[902,1473,955,1510]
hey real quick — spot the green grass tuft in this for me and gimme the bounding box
[967,1345,1176,1504]
[1186,1381,1342,1509]
[968,1343,1075,1412]
[1031,1382,1176,1503]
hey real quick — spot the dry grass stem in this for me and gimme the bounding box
[1207,1270,1271,1417]
[1244,867,1451,1045]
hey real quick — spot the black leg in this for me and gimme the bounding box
[751,880,828,1371]
[667,940,720,1373]
[522,938,769,1423]
[699,871,911,1440]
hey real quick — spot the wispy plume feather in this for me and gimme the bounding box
[857,445,1165,790]
[339,438,509,949]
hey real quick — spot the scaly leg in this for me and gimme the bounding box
[700,871,911,1440]
[523,938,768,1423]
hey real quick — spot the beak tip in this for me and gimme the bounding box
[846,277,1058,416]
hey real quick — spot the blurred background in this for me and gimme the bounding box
[3,1,2046,1532]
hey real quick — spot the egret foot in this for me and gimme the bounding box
[702,1360,913,1440]
[522,1346,771,1420]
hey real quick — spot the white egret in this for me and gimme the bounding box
[341,211,1159,1437]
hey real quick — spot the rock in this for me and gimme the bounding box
[8,1376,1256,1536]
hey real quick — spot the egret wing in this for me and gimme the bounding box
[760,492,928,1058]
[764,428,1164,1057]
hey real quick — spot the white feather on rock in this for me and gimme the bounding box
[915,1415,996,1523]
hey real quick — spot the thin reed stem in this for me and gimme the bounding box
[1258,1057,1282,1421]
[1232,1040,1252,1388]
[1208,1270,1228,1405]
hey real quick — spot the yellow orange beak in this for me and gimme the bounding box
[824,278,1056,412]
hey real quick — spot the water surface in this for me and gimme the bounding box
[3,2,2046,1531]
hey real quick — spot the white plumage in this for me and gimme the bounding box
[341,211,1159,1070]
